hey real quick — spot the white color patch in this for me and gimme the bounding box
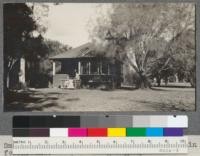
[167,116,188,128]
[50,128,68,137]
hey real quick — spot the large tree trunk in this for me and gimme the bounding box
[164,76,168,86]
[156,76,161,87]
[4,59,19,90]
[19,57,26,89]
[189,72,196,88]
[5,71,10,89]
[135,72,151,89]
[6,72,9,89]
[4,60,11,89]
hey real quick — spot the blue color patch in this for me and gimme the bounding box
[146,128,163,136]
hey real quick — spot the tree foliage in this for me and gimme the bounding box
[39,39,71,76]
[3,3,49,88]
[27,39,72,88]
[89,3,195,88]
[44,39,72,57]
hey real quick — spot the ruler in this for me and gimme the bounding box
[13,136,188,154]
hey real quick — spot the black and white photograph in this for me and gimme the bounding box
[4,3,196,112]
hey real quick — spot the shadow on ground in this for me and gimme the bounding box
[4,86,195,112]
[4,90,65,111]
[130,100,190,111]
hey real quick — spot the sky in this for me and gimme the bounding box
[29,3,195,48]
[33,3,110,48]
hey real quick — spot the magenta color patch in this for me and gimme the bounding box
[68,128,87,137]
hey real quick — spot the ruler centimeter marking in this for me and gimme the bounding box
[13,137,188,154]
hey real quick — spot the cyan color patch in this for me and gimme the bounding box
[146,128,163,136]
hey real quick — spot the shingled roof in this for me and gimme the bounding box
[50,42,95,59]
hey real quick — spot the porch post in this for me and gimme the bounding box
[88,62,91,75]
[78,61,81,74]
[108,64,110,75]
[97,63,100,74]
[100,61,102,74]
[53,61,56,76]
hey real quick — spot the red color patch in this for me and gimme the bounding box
[87,128,107,137]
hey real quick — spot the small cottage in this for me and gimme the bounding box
[50,43,123,88]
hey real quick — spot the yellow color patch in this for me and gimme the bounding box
[107,128,126,137]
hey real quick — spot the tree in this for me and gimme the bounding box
[27,39,72,88]
[3,3,48,89]
[89,3,195,88]
[41,39,72,79]
[172,29,195,87]
[44,39,72,57]
[41,39,71,75]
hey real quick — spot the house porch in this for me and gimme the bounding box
[52,58,122,88]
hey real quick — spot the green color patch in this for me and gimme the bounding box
[126,128,146,136]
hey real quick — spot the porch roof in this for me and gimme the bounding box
[50,42,95,60]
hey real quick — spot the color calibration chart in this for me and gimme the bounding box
[13,115,188,154]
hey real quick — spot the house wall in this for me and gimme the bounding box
[52,58,123,88]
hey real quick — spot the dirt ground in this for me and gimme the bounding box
[5,87,195,112]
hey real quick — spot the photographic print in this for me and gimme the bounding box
[3,3,196,112]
